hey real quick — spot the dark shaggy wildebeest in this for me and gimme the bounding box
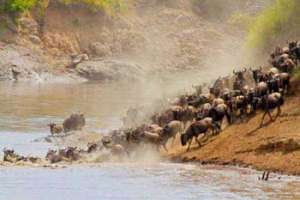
[288,41,300,63]
[45,150,63,164]
[208,103,231,131]
[251,67,264,84]
[151,108,174,127]
[267,75,280,94]
[3,149,25,163]
[180,118,216,152]
[188,94,209,108]
[259,92,284,127]
[63,113,86,133]
[233,68,247,89]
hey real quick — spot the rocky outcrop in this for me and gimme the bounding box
[76,59,144,81]
[0,44,86,82]
[0,44,48,81]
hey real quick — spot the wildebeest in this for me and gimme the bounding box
[279,57,296,73]
[259,92,284,127]
[3,149,24,163]
[45,150,63,164]
[251,67,264,84]
[87,143,100,153]
[288,41,300,62]
[208,103,231,130]
[48,123,63,135]
[187,94,209,108]
[233,68,247,90]
[231,95,248,122]
[143,120,184,152]
[151,108,174,127]
[63,113,86,133]
[267,75,280,94]
[159,120,184,151]
[255,82,268,97]
[196,103,212,120]
[277,72,291,95]
[180,118,216,152]
[61,147,80,161]
[212,98,225,107]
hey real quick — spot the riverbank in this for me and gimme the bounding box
[1,0,267,83]
[167,92,300,175]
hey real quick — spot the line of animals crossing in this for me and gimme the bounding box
[2,41,300,168]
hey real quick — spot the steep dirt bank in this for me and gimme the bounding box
[167,93,300,175]
[0,0,267,82]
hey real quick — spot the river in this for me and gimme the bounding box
[0,70,299,200]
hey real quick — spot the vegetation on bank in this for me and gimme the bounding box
[246,0,300,50]
[0,0,37,13]
[0,0,125,15]
[58,0,125,14]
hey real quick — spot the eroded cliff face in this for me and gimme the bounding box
[0,0,269,82]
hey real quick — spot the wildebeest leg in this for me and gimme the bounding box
[195,136,202,147]
[260,112,268,127]
[276,106,281,118]
[265,171,270,181]
[186,138,193,152]
[262,171,266,180]
[268,111,274,122]
[171,134,176,146]
[162,143,168,152]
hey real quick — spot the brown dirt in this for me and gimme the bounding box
[167,94,300,175]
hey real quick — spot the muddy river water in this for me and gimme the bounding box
[0,70,299,200]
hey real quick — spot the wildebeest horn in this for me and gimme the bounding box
[233,69,236,74]
[243,68,247,72]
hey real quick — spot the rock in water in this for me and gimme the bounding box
[63,113,86,133]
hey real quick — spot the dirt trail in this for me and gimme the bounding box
[167,94,300,175]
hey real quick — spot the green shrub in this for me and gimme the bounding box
[0,0,37,13]
[227,12,254,30]
[246,0,300,50]
[58,0,126,14]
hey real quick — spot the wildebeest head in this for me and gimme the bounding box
[162,124,172,137]
[87,143,98,153]
[288,40,298,50]
[233,68,247,81]
[46,149,57,159]
[251,67,263,83]
[3,149,15,157]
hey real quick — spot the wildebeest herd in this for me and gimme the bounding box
[121,40,299,152]
[2,40,300,164]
